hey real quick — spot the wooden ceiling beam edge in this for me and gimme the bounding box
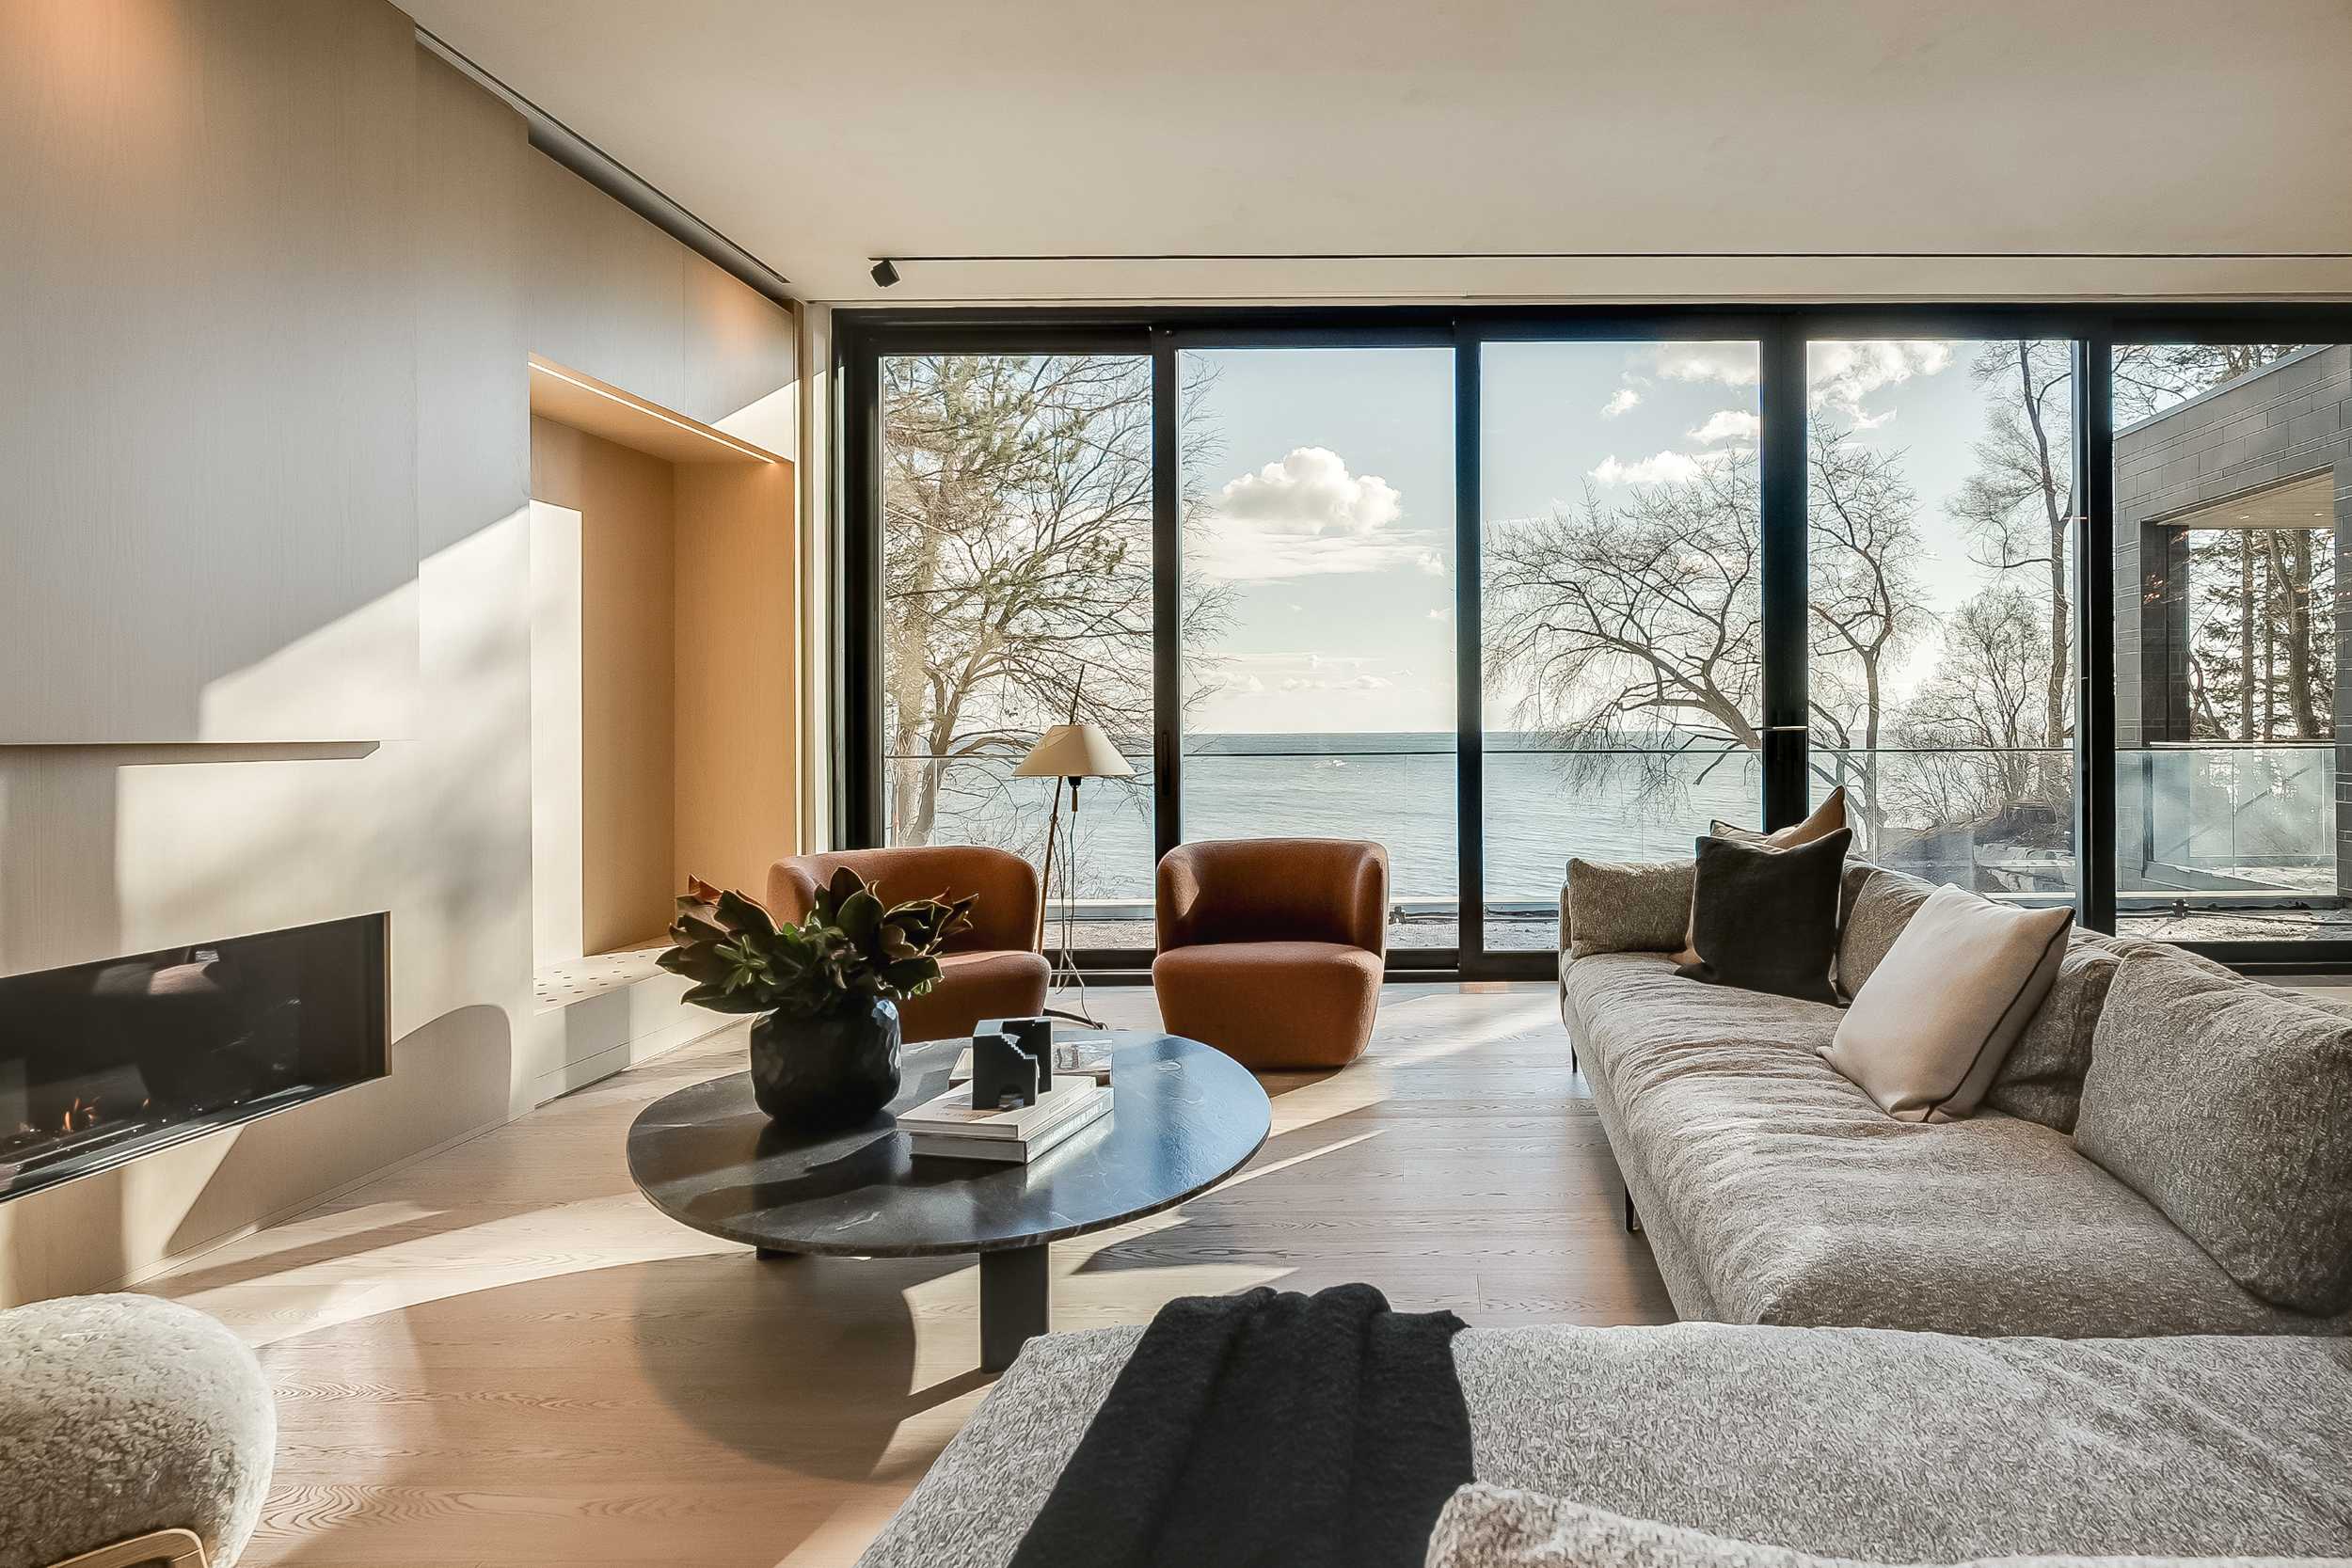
[526,355,786,466]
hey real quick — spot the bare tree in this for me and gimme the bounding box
[1485,431,1931,842]
[882,356,1157,847]
[1483,452,1762,809]
[1891,586,2055,830]
[1807,430,1931,847]
[2113,343,2306,424]
[1951,341,2074,800]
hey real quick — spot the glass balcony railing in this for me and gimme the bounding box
[886,739,2347,953]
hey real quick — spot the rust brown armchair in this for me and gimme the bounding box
[1151,838,1389,1070]
[767,846,1049,1044]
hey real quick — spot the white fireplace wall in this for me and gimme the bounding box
[0,0,797,1307]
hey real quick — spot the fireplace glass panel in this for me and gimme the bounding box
[0,912,388,1200]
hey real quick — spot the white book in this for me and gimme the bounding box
[896,1079,1105,1141]
[908,1091,1112,1164]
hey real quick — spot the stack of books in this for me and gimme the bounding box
[898,1079,1112,1164]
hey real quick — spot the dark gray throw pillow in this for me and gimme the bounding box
[1676,829,1851,1005]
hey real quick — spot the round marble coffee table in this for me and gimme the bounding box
[626,1029,1270,1370]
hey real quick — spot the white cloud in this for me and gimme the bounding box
[1426,607,1451,622]
[1808,340,1953,425]
[1646,342,1760,388]
[1600,388,1642,419]
[1349,674,1392,689]
[1590,451,1704,486]
[1688,409,1759,444]
[1196,446,1441,581]
[1214,446,1400,536]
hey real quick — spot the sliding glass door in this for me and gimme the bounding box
[1177,345,1458,957]
[2107,341,2347,947]
[1805,339,2078,907]
[1478,341,1764,949]
[875,350,1159,950]
[845,309,2352,977]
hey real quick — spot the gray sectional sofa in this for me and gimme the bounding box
[1562,861,2352,1338]
[854,863,2352,1566]
[858,1322,2352,1567]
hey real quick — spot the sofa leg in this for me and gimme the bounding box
[1624,1189,1642,1235]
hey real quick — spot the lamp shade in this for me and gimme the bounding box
[1014,722,1134,779]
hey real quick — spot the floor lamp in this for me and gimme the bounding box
[1014,722,1134,1028]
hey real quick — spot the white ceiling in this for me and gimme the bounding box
[402,0,2352,306]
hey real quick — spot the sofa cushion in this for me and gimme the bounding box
[857,1322,2352,1568]
[1566,858,1697,960]
[2076,943,2352,1315]
[1678,830,1850,1005]
[1985,937,2120,1132]
[1834,864,1933,997]
[1562,953,2352,1338]
[1822,885,2073,1122]
[1422,1487,2348,1568]
[1670,788,1851,963]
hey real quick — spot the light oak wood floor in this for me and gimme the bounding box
[148,982,1669,1567]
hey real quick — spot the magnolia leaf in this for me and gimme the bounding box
[680,981,771,1014]
[713,889,778,939]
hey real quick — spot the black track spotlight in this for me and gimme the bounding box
[869,259,901,288]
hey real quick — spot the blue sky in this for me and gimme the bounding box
[1182,340,2057,734]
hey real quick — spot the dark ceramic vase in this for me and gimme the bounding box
[748,998,902,1132]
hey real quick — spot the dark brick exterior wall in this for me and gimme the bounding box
[2112,343,2352,895]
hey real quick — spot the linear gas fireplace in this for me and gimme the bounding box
[0,913,387,1202]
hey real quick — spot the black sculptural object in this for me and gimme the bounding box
[970,1016,1055,1110]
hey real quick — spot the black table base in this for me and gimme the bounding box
[979,1244,1052,1370]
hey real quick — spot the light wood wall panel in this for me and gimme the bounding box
[524,152,798,454]
[0,0,422,743]
[675,461,800,898]
[531,418,678,954]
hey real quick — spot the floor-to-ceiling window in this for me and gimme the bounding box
[875,350,1159,949]
[2109,342,2348,944]
[846,310,2352,978]
[1479,341,1764,949]
[1177,345,1458,956]
[1805,339,2078,905]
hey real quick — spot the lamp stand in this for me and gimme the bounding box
[1041,775,1101,1029]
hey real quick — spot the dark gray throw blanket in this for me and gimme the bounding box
[1006,1283,1472,1568]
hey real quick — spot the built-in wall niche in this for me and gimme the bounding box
[526,356,799,981]
[0,914,389,1203]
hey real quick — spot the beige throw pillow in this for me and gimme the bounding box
[1820,883,2071,1123]
[1670,787,1848,965]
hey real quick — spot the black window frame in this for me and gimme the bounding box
[838,303,2352,979]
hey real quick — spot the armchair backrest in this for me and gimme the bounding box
[1155,838,1389,957]
[766,845,1040,955]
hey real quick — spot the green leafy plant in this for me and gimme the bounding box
[658,871,975,1019]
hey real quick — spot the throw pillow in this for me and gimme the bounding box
[1983,934,2122,1132]
[1833,864,1934,997]
[1669,787,1849,965]
[1820,884,2073,1123]
[1675,829,1851,1005]
[1565,858,1698,960]
[2075,943,2352,1315]
[1423,1484,2317,1568]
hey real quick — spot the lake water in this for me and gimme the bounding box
[912,731,1759,909]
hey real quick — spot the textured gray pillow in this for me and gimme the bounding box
[1833,864,1934,998]
[1985,935,2121,1132]
[1422,1484,2347,1568]
[1566,858,1697,960]
[2076,944,2352,1315]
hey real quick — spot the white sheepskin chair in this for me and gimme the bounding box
[0,1294,274,1568]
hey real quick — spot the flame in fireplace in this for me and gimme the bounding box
[61,1096,100,1132]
